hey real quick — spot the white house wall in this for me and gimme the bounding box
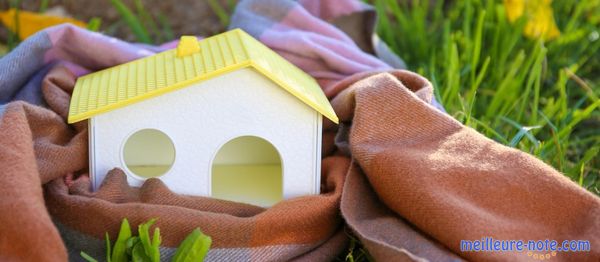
[91,68,320,200]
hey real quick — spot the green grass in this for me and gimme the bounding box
[109,0,177,44]
[109,0,233,44]
[373,0,600,196]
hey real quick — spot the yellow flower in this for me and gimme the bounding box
[0,8,86,40]
[503,0,561,41]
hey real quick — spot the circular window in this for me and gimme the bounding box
[123,129,175,179]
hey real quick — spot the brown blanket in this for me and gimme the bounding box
[0,66,598,261]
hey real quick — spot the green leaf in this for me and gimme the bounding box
[172,229,212,262]
[132,240,151,262]
[150,227,161,261]
[126,236,140,257]
[80,251,98,262]
[138,218,160,262]
[112,219,133,262]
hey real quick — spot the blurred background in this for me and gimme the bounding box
[0,0,232,44]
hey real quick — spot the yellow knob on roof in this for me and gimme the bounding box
[176,36,201,57]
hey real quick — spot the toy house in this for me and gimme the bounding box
[67,29,338,207]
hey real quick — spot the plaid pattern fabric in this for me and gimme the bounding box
[0,0,598,261]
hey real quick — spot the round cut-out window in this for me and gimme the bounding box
[123,129,175,178]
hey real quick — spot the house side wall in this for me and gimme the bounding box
[91,68,321,200]
[314,114,322,195]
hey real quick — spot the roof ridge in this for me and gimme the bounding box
[67,29,338,124]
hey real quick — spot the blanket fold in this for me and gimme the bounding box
[330,70,600,261]
[0,0,598,261]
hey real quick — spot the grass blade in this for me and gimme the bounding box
[110,0,151,43]
[80,252,99,262]
[112,219,132,262]
[138,218,160,262]
[106,233,112,262]
[206,0,230,27]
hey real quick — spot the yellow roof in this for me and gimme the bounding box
[68,29,338,124]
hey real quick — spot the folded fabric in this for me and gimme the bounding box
[230,0,389,94]
[331,71,600,261]
[0,0,598,261]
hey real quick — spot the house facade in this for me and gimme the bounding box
[67,30,338,206]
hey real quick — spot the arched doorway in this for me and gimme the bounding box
[211,136,282,206]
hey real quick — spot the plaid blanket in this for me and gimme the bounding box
[0,0,598,261]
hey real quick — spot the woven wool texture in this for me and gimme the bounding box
[0,0,599,261]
